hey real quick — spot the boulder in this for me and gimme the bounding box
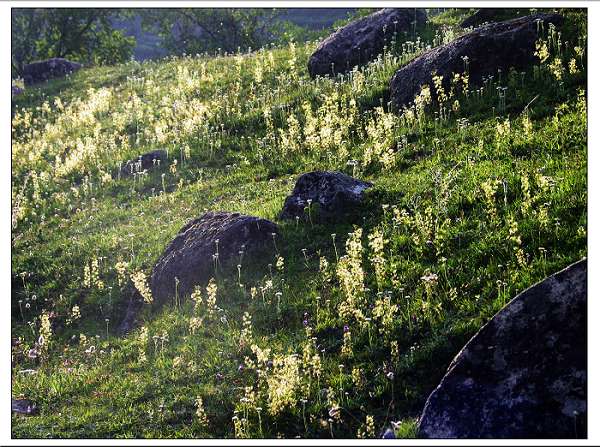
[308,8,427,78]
[12,398,38,415]
[390,13,563,110]
[117,283,143,335]
[22,58,82,86]
[280,171,373,221]
[150,212,278,307]
[417,258,587,438]
[119,149,168,178]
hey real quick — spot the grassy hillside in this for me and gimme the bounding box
[11,9,586,438]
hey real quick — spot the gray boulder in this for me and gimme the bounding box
[280,171,373,221]
[12,398,38,415]
[119,149,168,178]
[150,212,278,307]
[308,8,426,78]
[417,258,587,438]
[390,13,563,110]
[23,58,82,86]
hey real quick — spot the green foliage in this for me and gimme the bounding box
[138,8,282,56]
[11,9,135,76]
[11,9,586,440]
[91,28,137,66]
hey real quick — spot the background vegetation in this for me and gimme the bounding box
[11,8,358,76]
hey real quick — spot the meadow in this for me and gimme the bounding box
[11,9,587,438]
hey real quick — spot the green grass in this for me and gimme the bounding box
[11,9,587,439]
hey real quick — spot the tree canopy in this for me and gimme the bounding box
[138,9,281,56]
[11,9,135,76]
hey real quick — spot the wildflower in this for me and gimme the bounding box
[373,293,398,337]
[319,257,331,283]
[368,227,386,289]
[351,367,364,389]
[169,159,178,174]
[38,312,52,353]
[71,305,81,321]
[266,354,301,415]
[239,312,253,348]
[341,329,353,358]
[189,316,203,334]
[206,278,218,318]
[138,326,148,364]
[535,40,549,63]
[173,356,183,369]
[420,272,438,283]
[190,285,203,313]
[569,58,578,74]
[549,57,564,80]
[115,261,129,286]
[275,255,284,272]
[508,215,527,267]
[390,340,400,365]
[195,397,209,426]
[357,414,376,438]
[336,228,366,323]
[328,405,341,419]
[131,270,153,304]
[496,119,510,137]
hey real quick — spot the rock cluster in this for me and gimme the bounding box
[390,13,563,110]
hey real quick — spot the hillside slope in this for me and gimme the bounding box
[11,9,586,438]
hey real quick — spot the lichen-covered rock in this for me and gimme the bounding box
[12,398,38,415]
[119,149,168,178]
[150,212,278,307]
[23,58,82,86]
[280,171,372,221]
[308,8,426,78]
[417,258,587,438]
[390,13,563,110]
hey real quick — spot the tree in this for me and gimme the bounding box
[139,9,281,56]
[11,9,135,77]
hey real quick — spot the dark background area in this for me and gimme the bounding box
[111,9,356,61]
